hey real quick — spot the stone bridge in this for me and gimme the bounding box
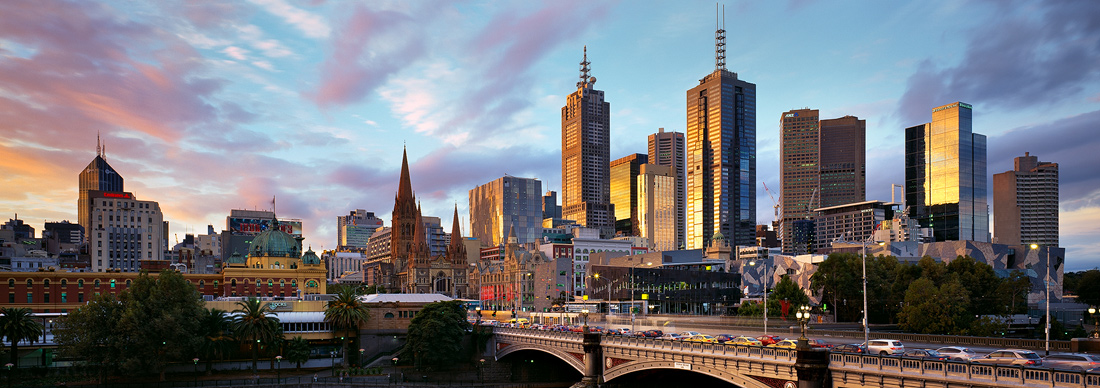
[492,327,1100,388]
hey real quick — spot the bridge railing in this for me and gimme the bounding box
[600,335,797,362]
[809,328,1072,352]
[830,352,1100,388]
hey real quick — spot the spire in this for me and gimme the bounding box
[397,147,414,202]
[576,45,592,89]
[449,204,463,248]
[715,2,726,71]
[507,224,517,244]
[411,202,429,262]
[96,132,102,157]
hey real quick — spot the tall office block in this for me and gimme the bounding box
[86,190,164,272]
[469,175,544,247]
[543,191,562,220]
[993,152,1058,246]
[562,47,615,238]
[637,164,677,252]
[79,137,124,244]
[610,153,648,236]
[905,102,988,242]
[337,209,383,250]
[648,128,686,249]
[686,19,756,249]
[779,109,865,254]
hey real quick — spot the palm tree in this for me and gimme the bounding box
[199,308,232,375]
[231,299,281,374]
[0,307,43,367]
[324,286,369,368]
[285,336,310,372]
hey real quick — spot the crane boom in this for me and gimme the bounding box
[762,182,780,221]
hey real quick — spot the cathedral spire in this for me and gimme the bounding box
[397,146,414,202]
[411,202,430,262]
[449,204,463,249]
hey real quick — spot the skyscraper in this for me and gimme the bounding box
[562,46,615,238]
[778,109,866,254]
[609,153,648,236]
[337,209,383,250]
[648,128,685,249]
[685,16,756,249]
[637,164,677,252]
[469,175,543,246]
[993,152,1058,246]
[905,101,988,242]
[78,136,124,244]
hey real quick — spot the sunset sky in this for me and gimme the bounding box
[2,0,1098,269]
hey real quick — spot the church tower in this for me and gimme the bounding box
[391,148,418,271]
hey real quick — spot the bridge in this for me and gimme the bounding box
[491,327,1100,388]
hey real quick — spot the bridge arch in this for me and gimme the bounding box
[496,344,585,374]
[605,360,773,388]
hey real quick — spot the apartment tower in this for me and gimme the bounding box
[561,47,615,238]
[648,128,686,249]
[610,153,648,236]
[993,152,1058,246]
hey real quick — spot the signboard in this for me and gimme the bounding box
[229,217,302,236]
[674,362,691,370]
[102,192,132,199]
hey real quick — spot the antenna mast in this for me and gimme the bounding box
[96,132,102,156]
[715,3,726,71]
[577,46,592,89]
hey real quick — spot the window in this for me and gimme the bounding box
[110,279,116,288]
[231,279,237,287]
[199,280,205,287]
[125,280,131,287]
[61,293,67,303]
[384,312,395,319]
[94,279,101,287]
[26,279,33,287]
[60,279,67,286]
[6,279,12,288]
[43,279,50,287]
[7,293,12,303]
[78,293,84,303]
[27,293,33,303]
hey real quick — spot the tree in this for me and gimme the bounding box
[324,285,369,368]
[232,298,281,374]
[0,307,44,367]
[198,308,233,375]
[285,336,310,371]
[54,294,124,382]
[1073,270,1100,307]
[997,270,1032,314]
[898,277,970,334]
[406,301,470,369]
[769,275,810,319]
[115,270,207,381]
[811,253,864,323]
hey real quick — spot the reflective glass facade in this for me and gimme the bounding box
[648,129,686,249]
[469,176,544,246]
[610,153,648,236]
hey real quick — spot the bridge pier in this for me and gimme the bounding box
[571,330,602,388]
[795,349,829,388]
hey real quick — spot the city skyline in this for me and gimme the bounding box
[1,1,1098,269]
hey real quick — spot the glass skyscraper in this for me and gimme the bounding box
[469,175,544,247]
[78,145,124,244]
[905,101,988,242]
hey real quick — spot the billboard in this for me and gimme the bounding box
[228,217,303,236]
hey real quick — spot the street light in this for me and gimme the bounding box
[1089,307,1099,339]
[630,261,653,333]
[330,350,338,377]
[478,358,485,381]
[1032,243,1051,356]
[580,309,590,332]
[5,363,12,388]
[795,305,811,349]
[749,260,770,336]
[860,239,885,348]
[593,273,610,313]
[192,358,199,385]
[275,355,282,381]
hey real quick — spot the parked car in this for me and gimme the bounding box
[935,346,979,361]
[1043,353,1100,371]
[806,339,832,349]
[757,335,781,346]
[713,334,737,343]
[833,343,866,353]
[865,339,905,355]
[727,336,763,346]
[769,339,799,349]
[685,334,719,343]
[660,333,687,341]
[679,331,702,337]
[901,349,949,361]
[640,329,664,338]
[972,349,1042,366]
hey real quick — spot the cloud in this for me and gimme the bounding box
[895,1,1100,124]
[223,46,249,60]
[247,0,331,39]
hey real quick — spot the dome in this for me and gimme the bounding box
[249,219,301,258]
[227,251,246,265]
[301,247,321,265]
[712,231,725,242]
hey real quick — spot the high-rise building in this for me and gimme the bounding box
[686,18,756,249]
[86,190,165,272]
[561,47,615,239]
[993,152,1058,246]
[220,209,303,261]
[78,137,124,244]
[469,175,543,246]
[637,164,677,252]
[610,153,648,236]
[905,101,988,242]
[337,209,383,250]
[778,109,866,254]
[44,221,83,245]
[2,216,35,239]
[648,128,686,249]
[542,191,562,220]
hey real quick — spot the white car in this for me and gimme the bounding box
[865,339,904,355]
[936,346,978,361]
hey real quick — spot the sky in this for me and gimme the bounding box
[1,0,1098,270]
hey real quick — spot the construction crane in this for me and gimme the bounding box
[806,187,819,219]
[762,182,780,223]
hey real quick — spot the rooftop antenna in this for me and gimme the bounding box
[96,132,102,157]
[577,45,592,89]
[715,3,726,71]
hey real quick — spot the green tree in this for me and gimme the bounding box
[232,298,281,374]
[898,277,970,334]
[54,294,124,382]
[324,285,369,368]
[1073,270,1100,307]
[285,336,311,371]
[199,308,233,375]
[116,270,206,380]
[0,307,44,367]
[769,275,810,318]
[407,301,470,369]
[997,270,1032,314]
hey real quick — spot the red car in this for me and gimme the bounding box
[806,339,832,349]
[757,335,781,346]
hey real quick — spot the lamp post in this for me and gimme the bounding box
[580,309,590,333]
[859,239,884,348]
[475,307,482,325]
[630,261,653,333]
[749,260,770,336]
[330,350,337,377]
[192,358,199,385]
[5,363,12,388]
[1090,307,1099,339]
[795,305,811,349]
[1032,244,1051,356]
[478,358,485,381]
[275,355,282,381]
[593,273,609,313]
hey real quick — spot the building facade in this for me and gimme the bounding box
[648,128,686,250]
[993,152,1058,247]
[78,141,124,244]
[609,153,648,237]
[561,47,615,239]
[812,200,895,252]
[542,191,562,220]
[469,175,544,247]
[337,209,383,250]
[637,164,677,252]
[905,101,988,242]
[86,190,165,272]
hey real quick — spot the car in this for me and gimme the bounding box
[726,336,763,346]
[679,331,702,337]
[972,349,1042,366]
[806,339,832,349]
[1043,353,1100,371]
[757,335,781,346]
[660,333,687,341]
[865,339,905,355]
[713,334,737,343]
[685,334,719,343]
[640,329,664,338]
[769,339,799,349]
[935,346,978,361]
[833,343,866,353]
[901,349,949,361]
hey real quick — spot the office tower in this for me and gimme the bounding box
[337,209,383,250]
[778,109,866,254]
[469,175,544,246]
[610,153,648,236]
[562,47,615,239]
[993,152,1058,246]
[637,164,676,251]
[44,221,83,245]
[685,16,756,249]
[220,209,303,261]
[543,191,562,220]
[78,136,124,244]
[86,190,164,272]
[2,216,34,239]
[648,128,686,249]
[905,101,988,242]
